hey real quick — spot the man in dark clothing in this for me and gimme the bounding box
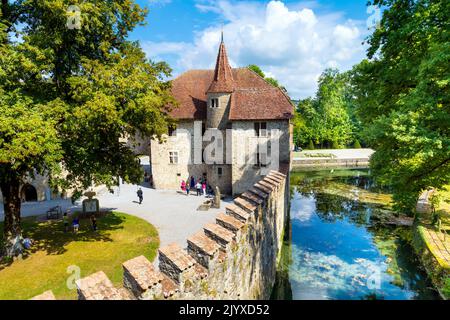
[190,176,195,189]
[137,188,143,204]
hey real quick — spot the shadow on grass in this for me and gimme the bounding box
[0,210,126,269]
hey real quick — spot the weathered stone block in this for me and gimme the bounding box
[234,197,257,213]
[225,203,251,222]
[76,271,124,300]
[216,213,244,234]
[159,243,196,284]
[122,255,163,300]
[30,290,56,300]
[254,182,272,195]
[241,191,265,205]
[204,223,235,249]
[187,231,220,269]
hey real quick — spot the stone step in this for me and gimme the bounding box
[122,255,163,298]
[270,170,286,178]
[225,204,251,222]
[266,173,283,183]
[204,223,235,249]
[159,243,196,283]
[30,290,56,300]
[76,271,124,300]
[258,179,276,192]
[187,231,221,269]
[241,191,265,205]
[161,274,179,299]
[249,188,269,200]
[262,177,279,189]
[254,182,272,195]
[216,213,245,233]
[234,197,257,213]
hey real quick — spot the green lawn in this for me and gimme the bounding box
[0,211,159,300]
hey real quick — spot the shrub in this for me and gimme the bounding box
[307,140,315,150]
[354,139,362,149]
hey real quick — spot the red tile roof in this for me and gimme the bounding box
[169,68,293,121]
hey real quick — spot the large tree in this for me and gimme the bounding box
[352,0,450,212]
[296,69,354,149]
[0,0,175,256]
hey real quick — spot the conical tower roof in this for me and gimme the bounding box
[207,37,234,93]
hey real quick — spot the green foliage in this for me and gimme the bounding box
[247,64,286,90]
[265,77,280,88]
[0,0,175,242]
[331,141,340,149]
[307,140,315,150]
[294,69,355,149]
[247,64,265,78]
[354,139,362,149]
[351,0,450,213]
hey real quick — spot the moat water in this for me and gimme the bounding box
[272,169,440,300]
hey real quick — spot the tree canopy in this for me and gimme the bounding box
[0,0,175,255]
[294,69,357,149]
[351,0,450,212]
[247,64,287,91]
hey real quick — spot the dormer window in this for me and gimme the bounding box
[211,98,219,108]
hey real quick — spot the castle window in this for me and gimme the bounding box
[169,151,179,164]
[211,98,219,108]
[254,122,268,167]
[217,167,223,176]
[254,122,267,137]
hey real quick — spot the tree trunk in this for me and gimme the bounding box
[1,176,22,257]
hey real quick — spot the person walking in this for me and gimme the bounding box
[63,211,69,233]
[181,180,186,193]
[186,183,190,196]
[202,181,206,196]
[195,181,202,196]
[72,217,80,233]
[90,215,98,232]
[137,188,143,204]
[190,176,196,190]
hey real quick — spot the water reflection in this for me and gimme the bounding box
[274,169,440,300]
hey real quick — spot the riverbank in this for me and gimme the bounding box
[292,149,374,169]
[412,224,450,299]
[412,188,450,299]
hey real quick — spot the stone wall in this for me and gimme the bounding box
[231,121,291,195]
[150,121,207,190]
[31,170,289,300]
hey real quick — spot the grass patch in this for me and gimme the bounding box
[0,211,159,300]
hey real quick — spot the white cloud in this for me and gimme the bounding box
[148,0,172,7]
[143,0,368,99]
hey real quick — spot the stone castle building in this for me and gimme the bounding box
[147,38,293,195]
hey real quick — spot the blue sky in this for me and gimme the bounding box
[130,0,376,99]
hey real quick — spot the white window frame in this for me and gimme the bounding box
[169,151,179,165]
[254,122,268,137]
[211,98,219,108]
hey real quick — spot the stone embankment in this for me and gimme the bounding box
[31,170,289,300]
[292,149,374,169]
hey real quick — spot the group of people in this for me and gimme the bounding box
[63,210,98,233]
[181,176,208,196]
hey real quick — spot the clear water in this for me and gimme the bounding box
[273,169,440,300]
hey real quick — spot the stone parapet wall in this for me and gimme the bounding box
[31,170,289,300]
